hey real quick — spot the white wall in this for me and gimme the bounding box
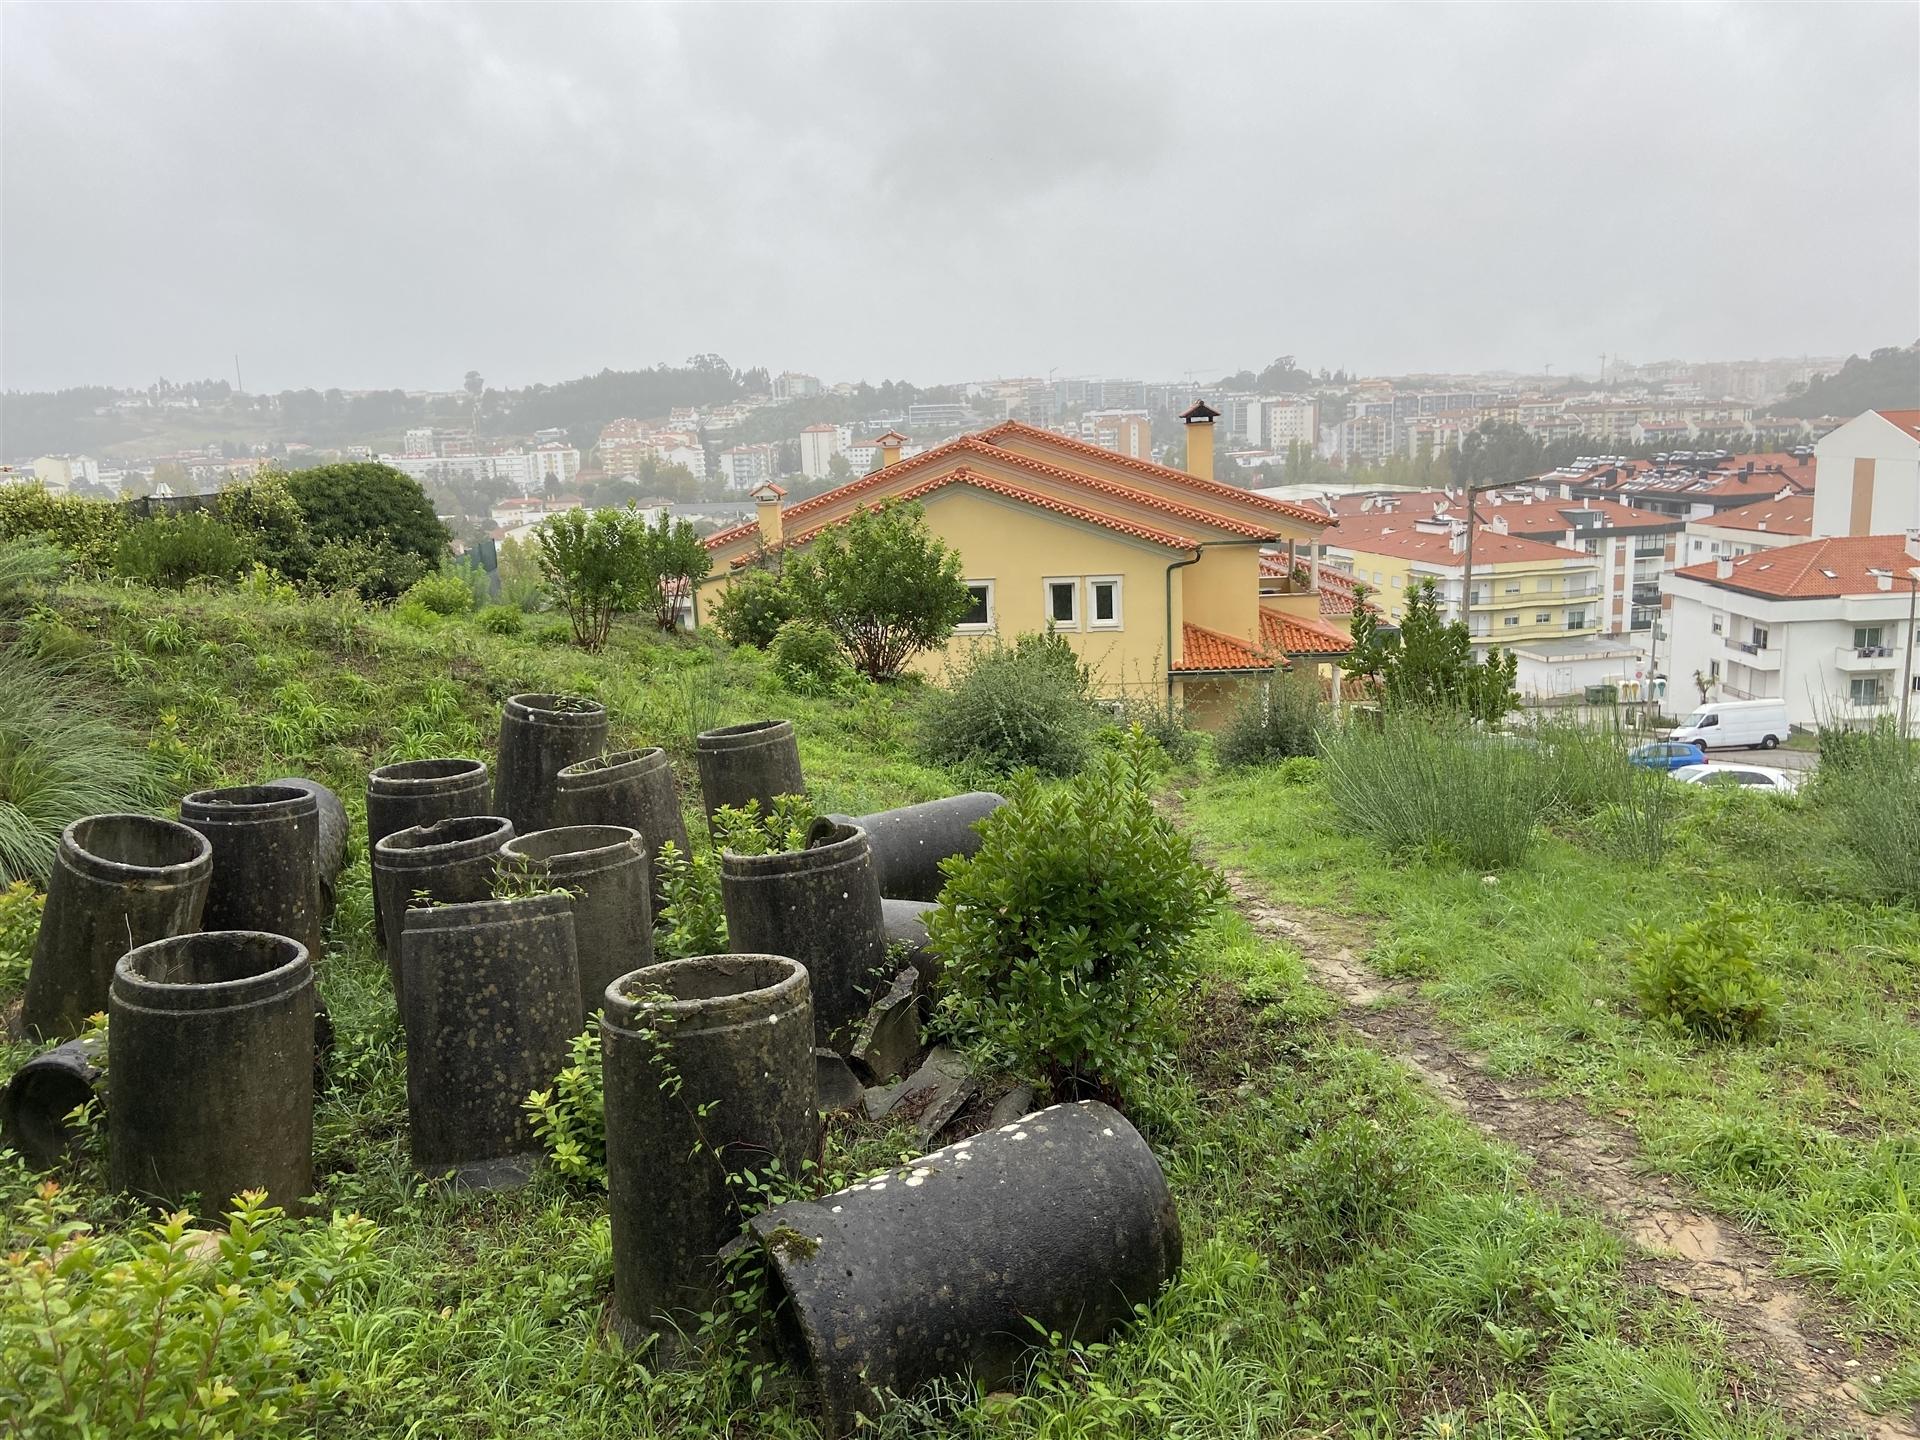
[1812,412,1920,538]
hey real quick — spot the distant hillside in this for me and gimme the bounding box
[1765,343,1918,418]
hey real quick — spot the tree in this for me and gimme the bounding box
[784,502,972,681]
[534,507,649,650]
[464,370,484,400]
[282,462,448,599]
[636,511,709,632]
[1344,578,1519,724]
[825,453,852,483]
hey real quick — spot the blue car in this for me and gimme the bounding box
[1629,740,1705,771]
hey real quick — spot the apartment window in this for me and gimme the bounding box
[1088,576,1122,629]
[1750,625,1768,649]
[1854,625,1884,650]
[1504,582,1521,595]
[1043,577,1079,629]
[1535,611,1552,624]
[1709,659,1722,680]
[1710,614,1724,636]
[1850,677,1883,706]
[1390,574,1403,588]
[956,580,994,632]
[1537,578,1553,593]
[1503,614,1519,627]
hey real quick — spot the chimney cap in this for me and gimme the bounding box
[1180,400,1221,424]
[874,429,910,446]
[750,481,787,500]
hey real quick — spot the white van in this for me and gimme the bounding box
[1667,699,1791,751]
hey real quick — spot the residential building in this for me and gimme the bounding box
[1081,411,1151,459]
[1682,494,1814,565]
[530,443,581,488]
[771,372,823,402]
[1665,534,1920,733]
[718,443,779,491]
[695,414,1349,722]
[799,424,843,480]
[1810,409,1920,539]
[29,455,100,492]
[906,402,970,430]
[1263,397,1319,450]
[403,428,437,458]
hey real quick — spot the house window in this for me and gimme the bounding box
[1390,574,1403,588]
[1503,614,1519,627]
[1535,611,1552,624]
[1850,677,1883,706]
[1750,626,1768,649]
[1709,659,1721,679]
[1504,582,1521,594]
[1710,614,1724,636]
[1088,576,1122,629]
[1537,578,1553,592]
[1043,578,1079,629]
[956,580,994,632]
[1854,625,1883,650]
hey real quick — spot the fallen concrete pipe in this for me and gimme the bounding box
[720,821,887,1046]
[110,931,316,1212]
[552,747,692,913]
[179,784,324,959]
[22,814,212,1040]
[494,694,609,836]
[814,793,1004,902]
[880,898,939,985]
[603,954,816,1346]
[499,825,652,1017]
[365,758,492,946]
[0,1035,103,1166]
[694,719,805,821]
[748,1100,1181,1431]
[371,814,516,1008]
[268,777,348,925]
[400,894,582,1189]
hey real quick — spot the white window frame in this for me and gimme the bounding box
[1087,575,1123,630]
[956,579,995,633]
[1042,576,1080,630]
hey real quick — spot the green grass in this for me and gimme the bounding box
[1182,764,1920,1366]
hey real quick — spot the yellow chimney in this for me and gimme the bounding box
[876,429,909,469]
[1180,400,1219,483]
[751,481,786,547]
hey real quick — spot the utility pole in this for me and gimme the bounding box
[1901,568,1918,739]
[1458,478,1510,645]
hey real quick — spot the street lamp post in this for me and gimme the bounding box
[1900,569,1918,740]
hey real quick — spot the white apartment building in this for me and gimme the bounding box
[1264,397,1319,450]
[799,424,842,480]
[1681,494,1814,565]
[1811,409,1920,539]
[29,455,101,492]
[1667,534,1920,732]
[771,372,822,402]
[719,444,779,491]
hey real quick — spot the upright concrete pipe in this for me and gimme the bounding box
[268,777,348,925]
[399,894,582,1189]
[494,694,609,835]
[552,747,692,912]
[749,1101,1181,1431]
[720,821,888,1047]
[694,720,805,820]
[109,931,315,1212]
[0,1035,103,1165]
[813,793,1005,902]
[371,815,516,1007]
[365,758,492,946]
[22,814,213,1039]
[499,825,652,1017]
[603,954,816,1345]
[179,784,324,959]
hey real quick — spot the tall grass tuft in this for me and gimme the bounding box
[0,649,160,885]
[1529,711,1686,863]
[1216,664,1322,769]
[0,538,70,610]
[1319,711,1546,869]
[1814,717,1920,903]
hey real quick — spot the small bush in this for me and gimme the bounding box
[930,728,1227,1100]
[403,569,477,616]
[653,841,727,959]
[525,1023,606,1187]
[112,512,251,587]
[710,566,795,649]
[0,485,126,569]
[1814,721,1920,903]
[1275,755,1323,786]
[0,538,69,610]
[475,604,524,635]
[1107,697,1200,768]
[1630,900,1778,1042]
[769,618,853,696]
[1216,664,1322,769]
[711,795,815,856]
[1274,1112,1415,1264]
[0,879,42,992]
[307,537,432,601]
[918,632,1096,778]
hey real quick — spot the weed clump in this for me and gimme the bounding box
[524,1023,607,1186]
[1216,665,1322,770]
[917,631,1096,778]
[1630,900,1778,1042]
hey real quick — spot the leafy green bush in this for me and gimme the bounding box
[525,1023,606,1187]
[0,878,42,992]
[1216,664,1322,769]
[711,795,815,856]
[475,604,524,635]
[112,513,251,587]
[1814,721,1920,903]
[284,462,447,599]
[217,473,312,579]
[917,632,1097,778]
[709,566,794,648]
[768,618,852,696]
[0,485,126,570]
[0,538,70,610]
[1319,713,1546,869]
[306,537,433,601]
[930,728,1227,1100]
[1630,900,1778,1042]
[1106,697,1200,768]
[0,1185,375,1438]
[1275,755,1322,786]
[653,841,727,959]
[402,569,477,616]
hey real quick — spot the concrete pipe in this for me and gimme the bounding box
[814,793,1004,903]
[109,931,315,1212]
[694,719,805,821]
[603,954,816,1346]
[748,1100,1181,1432]
[268,777,348,925]
[880,898,940,986]
[365,758,492,946]
[499,825,652,1018]
[0,1035,104,1166]
[399,894,582,1189]
[494,694,609,836]
[371,814,515,1008]
[22,814,212,1039]
[179,784,324,959]
[552,747,692,913]
[720,821,887,1047]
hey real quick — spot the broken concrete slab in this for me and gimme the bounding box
[887,1045,978,1142]
[987,1085,1035,1130]
[847,966,924,1086]
[815,1048,864,1114]
[861,1083,903,1122]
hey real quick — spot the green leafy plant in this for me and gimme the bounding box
[1344,577,1518,724]
[1630,900,1778,1042]
[1216,664,1322,769]
[0,538,70,610]
[283,462,448,599]
[525,1022,607,1186]
[711,795,815,856]
[402,569,477,617]
[653,841,727,959]
[930,728,1227,1100]
[709,565,794,648]
[0,878,43,992]
[534,506,648,651]
[217,473,312,580]
[0,485,127,570]
[474,604,523,635]
[917,631,1097,778]
[768,618,852,696]
[112,513,251,588]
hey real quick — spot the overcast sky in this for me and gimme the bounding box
[2,3,1915,395]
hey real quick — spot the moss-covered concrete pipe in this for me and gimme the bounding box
[694,719,805,821]
[603,954,816,1349]
[748,1101,1182,1432]
[22,814,212,1039]
[0,1034,103,1165]
[499,825,652,1017]
[365,758,491,946]
[552,747,691,915]
[493,694,609,836]
[179,784,324,959]
[371,814,516,1008]
[268,777,348,926]
[812,792,1004,902]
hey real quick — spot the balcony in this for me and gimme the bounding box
[1834,645,1899,672]
[1631,584,1662,606]
[1722,636,1782,669]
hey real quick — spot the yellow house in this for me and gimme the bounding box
[695,411,1352,721]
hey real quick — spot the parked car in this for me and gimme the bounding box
[1629,740,1706,771]
[1669,763,1800,794]
[1666,699,1790,751]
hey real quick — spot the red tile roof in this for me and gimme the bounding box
[1316,566,1366,618]
[1877,410,1920,442]
[1671,534,1920,599]
[1475,497,1676,534]
[1261,609,1352,656]
[1329,517,1593,565]
[1698,494,1814,536]
[1174,623,1271,672]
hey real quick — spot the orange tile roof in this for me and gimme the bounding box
[1877,410,1920,442]
[1174,622,1272,672]
[1329,517,1593,565]
[1261,609,1352,656]
[1316,566,1366,618]
[1698,494,1814,536]
[1671,534,1920,599]
[1475,497,1676,533]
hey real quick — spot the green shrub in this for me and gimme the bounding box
[1275,755,1323,786]
[1216,664,1322,769]
[0,485,126,569]
[284,462,447,599]
[768,618,852,696]
[709,566,795,648]
[0,1185,375,1438]
[402,569,477,616]
[525,1023,606,1187]
[917,632,1097,778]
[1274,1112,1415,1264]
[1106,697,1200,768]
[711,795,815,856]
[1814,721,1920,903]
[112,513,251,587]
[307,537,433,600]
[475,604,524,635]
[217,473,312,579]
[1319,713,1547,869]
[930,728,1227,1100]
[0,879,42,992]
[0,538,70,610]
[1630,900,1778,1042]
[653,841,727,959]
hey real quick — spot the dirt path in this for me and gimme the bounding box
[1220,866,1919,1440]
